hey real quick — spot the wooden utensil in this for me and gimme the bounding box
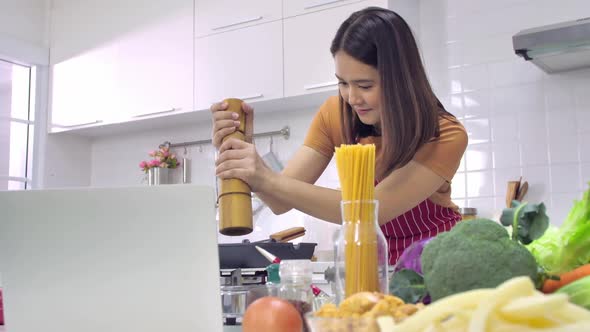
[270,227,306,243]
[506,180,521,208]
[516,181,529,202]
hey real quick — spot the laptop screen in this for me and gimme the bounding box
[0,185,222,332]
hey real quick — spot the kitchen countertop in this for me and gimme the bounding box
[0,322,243,332]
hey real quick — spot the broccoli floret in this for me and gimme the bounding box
[421,219,539,301]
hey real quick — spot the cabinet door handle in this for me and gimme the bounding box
[304,0,344,10]
[52,120,103,128]
[212,16,263,31]
[304,81,338,90]
[237,94,264,101]
[132,108,180,118]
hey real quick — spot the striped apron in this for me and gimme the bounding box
[380,198,461,265]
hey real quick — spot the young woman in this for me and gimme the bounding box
[211,7,468,264]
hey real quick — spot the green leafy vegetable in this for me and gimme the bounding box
[556,275,590,310]
[500,200,549,245]
[389,269,427,304]
[527,185,590,274]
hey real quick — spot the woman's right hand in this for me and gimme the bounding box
[210,100,254,149]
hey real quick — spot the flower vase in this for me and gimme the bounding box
[148,167,170,185]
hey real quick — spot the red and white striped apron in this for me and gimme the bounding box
[380,198,461,265]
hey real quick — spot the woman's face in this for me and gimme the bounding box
[334,51,382,128]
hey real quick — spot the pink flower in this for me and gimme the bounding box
[139,146,180,173]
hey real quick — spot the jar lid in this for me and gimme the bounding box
[459,207,477,215]
[279,259,312,279]
[266,263,281,283]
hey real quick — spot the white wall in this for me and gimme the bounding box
[420,0,590,224]
[0,0,48,47]
[0,0,49,64]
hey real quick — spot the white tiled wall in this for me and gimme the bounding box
[420,0,590,224]
[90,106,341,251]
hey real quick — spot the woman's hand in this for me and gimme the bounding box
[215,138,273,192]
[210,100,254,149]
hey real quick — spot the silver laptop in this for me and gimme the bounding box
[0,185,222,332]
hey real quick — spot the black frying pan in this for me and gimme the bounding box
[218,240,317,269]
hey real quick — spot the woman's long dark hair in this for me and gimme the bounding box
[331,7,454,180]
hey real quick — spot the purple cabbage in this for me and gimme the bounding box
[393,237,433,274]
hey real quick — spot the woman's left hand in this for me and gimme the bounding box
[215,138,272,192]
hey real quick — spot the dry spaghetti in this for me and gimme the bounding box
[335,144,379,297]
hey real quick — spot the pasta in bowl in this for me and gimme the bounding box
[306,292,423,332]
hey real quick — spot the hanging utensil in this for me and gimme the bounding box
[182,146,190,184]
[262,136,283,172]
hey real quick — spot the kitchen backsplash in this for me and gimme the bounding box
[420,0,590,225]
[90,0,590,248]
[90,106,342,251]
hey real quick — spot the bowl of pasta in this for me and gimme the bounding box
[305,292,422,332]
[305,314,379,332]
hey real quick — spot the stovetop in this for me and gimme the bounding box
[220,267,268,286]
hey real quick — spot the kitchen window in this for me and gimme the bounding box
[0,59,35,190]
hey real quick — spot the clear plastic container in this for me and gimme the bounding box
[334,200,388,302]
[311,284,334,311]
[279,259,314,331]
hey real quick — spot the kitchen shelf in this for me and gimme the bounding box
[48,90,336,138]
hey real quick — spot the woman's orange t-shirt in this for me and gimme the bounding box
[303,96,468,210]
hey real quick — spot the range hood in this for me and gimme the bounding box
[513,17,590,73]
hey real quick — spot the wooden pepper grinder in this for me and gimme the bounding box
[218,98,253,236]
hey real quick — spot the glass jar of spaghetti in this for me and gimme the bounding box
[334,200,388,303]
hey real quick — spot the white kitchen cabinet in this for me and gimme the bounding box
[195,20,283,111]
[283,0,387,98]
[283,0,364,18]
[49,0,122,129]
[116,0,194,119]
[49,0,193,131]
[283,0,419,97]
[195,0,282,37]
[50,43,118,129]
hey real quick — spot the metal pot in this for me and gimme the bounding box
[220,284,269,325]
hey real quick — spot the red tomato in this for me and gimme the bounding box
[242,296,303,332]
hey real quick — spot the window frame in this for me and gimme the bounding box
[0,38,50,190]
[0,59,34,189]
